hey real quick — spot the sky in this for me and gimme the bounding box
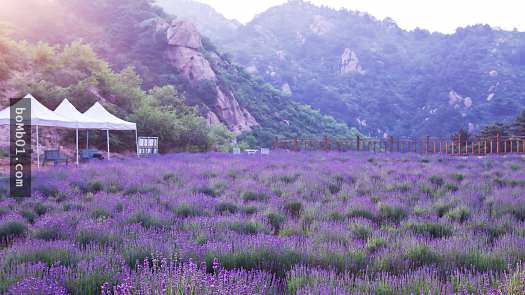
[196,0,525,33]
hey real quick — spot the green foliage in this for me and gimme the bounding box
[378,203,407,223]
[242,191,269,202]
[446,206,471,223]
[266,212,286,234]
[405,245,441,268]
[229,221,266,235]
[404,221,453,238]
[283,201,303,217]
[215,202,238,214]
[0,221,27,241]
[125,211,165,229]
[172,203,206,218]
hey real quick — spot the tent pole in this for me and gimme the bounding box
[76,128,79,166]
[86,130,89,149]
[135,129,139,157]
[106,130,110,160]
[36,125,40,168]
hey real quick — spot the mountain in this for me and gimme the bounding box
[158,0,525,138]
[0,0,357,148]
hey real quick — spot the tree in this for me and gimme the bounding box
[477,123,509,139]
[510,110,525,136]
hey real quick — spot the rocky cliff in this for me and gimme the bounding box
[165,21,257,134]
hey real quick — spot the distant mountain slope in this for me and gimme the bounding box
[158,0,525,137]
[0,0,357,146]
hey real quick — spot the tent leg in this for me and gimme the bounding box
[76,129,79,166]
[36,125,40,169]
[86,130,89,149]
[135,129,139,158]
[106,130,110,160]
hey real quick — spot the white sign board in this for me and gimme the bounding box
[261,148,270,155]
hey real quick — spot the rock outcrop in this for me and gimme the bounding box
[310,15,333,36]
[165,20,258,134]
[341,48,364,75]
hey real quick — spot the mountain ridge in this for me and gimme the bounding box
[158,0,525,138]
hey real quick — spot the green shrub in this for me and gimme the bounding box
[75,229,116,246]
[284,201,303,217]
[0,220,27,240]
[173,203,206,218]
[379,203,407,223]
[266,212,286,234]
[433,202,454,217]
[405,221,453,238]
[241,205,258,215]
[20,210,36,223]
[229,221,266,235]
[348,207,376,221]
[446,206,471,223]
[3,246,78,267]
[287,276,312,294]
[349,223,372,240]
[192,185,220,197]
[328,211,345,221]
[123,246,154,269]
[429,176,444,187]
[35,184,66,201]
[91,208,111,219]
[77,181,104,194]
[242,191,269,202]
[33,227,63,241]
[314,250,367,273]
[455,251,506,272]
[206,248,303,277]
[215,202,238,214]
[405,245,440,268]
[444,183,459,192]
[125,211,165,229]
[366,237,386,253]
[124,185,160,196]
[34,203,49,216]
[450,173,465,182]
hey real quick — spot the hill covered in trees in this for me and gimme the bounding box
[0,0,357,150]
[159,0,525,138]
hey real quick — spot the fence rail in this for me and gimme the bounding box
[272,135,525,156]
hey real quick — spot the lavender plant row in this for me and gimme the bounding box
[0,152,524,294]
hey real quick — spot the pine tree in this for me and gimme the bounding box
[511,111,525,136]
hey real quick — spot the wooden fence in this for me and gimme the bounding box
[272,134,525,156]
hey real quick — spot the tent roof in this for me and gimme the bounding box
[0,94,76,128]
[83,102,136,130]
[54,99,108,129]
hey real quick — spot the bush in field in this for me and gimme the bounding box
[283,201,303,217]
[266,212,286,234]
[215,202,238,214]
[404,221,453,238]
[242,191,269,202]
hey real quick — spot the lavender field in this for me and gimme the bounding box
[1,152,525,294]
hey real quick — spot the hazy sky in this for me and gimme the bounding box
[196,0,524,33]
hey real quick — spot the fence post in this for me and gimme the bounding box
[356,136,361,151]
[389,136,394,153]
[496,134,500,154]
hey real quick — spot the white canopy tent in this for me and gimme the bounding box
[82,102,138,160]
[54,99,111,165]
[0,94,138,167]
[0,94,76,168]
